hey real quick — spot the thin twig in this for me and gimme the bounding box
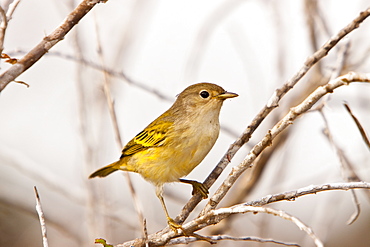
[244,182,370,206]
[344,103,370,150]
[94,17,147,238]
[0,5,7,54]
[311,38,350,117]
[319,109,363,183]
[330,40,350,79]
[69,0,100,239]
[94,17,123,149]
[304,0,323,73]
[0,0,107,91]
[347,190,361,225]
[319,107,369,223]
[34,186,49,247]
[6,49,174,101]
[5,0,21,20]
[124,172,148,240]
[167,234,300,246]
[182,206,323,247]
[0,0,18,55]
[2,197,82,244]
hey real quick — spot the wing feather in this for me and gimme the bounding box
[120,121,173,157]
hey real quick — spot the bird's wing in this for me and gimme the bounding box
[120,121,173,157]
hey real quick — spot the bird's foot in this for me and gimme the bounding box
[180,179,209,199]
[167,217,184,233]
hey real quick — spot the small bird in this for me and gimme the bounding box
[89,83,238,230]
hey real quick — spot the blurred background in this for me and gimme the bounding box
[0,0,370,246]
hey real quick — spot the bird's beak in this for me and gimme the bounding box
[216,91,238,99]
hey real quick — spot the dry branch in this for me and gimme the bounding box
[0,0,20,54]
[185,206,323,247]
[175,6,370,225]
[0,0,106,91]
[201,72,370,215]
[6,48,180,101]
[168,235,300,246]
[244,182,370,206]
[0,5,7,53]
[318,105,370,222]
[118,181,370,246]
[344,103,370,150]
[34,186,49,247]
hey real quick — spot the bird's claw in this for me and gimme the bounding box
[179,179,209,199]
[191,181,209,199]
[167,217,185,233]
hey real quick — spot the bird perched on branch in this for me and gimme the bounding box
[89,82,238,231]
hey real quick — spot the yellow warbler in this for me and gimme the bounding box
[89,83,238,230]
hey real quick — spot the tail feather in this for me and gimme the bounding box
[89,162,120,178]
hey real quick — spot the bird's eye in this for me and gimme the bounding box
[200,90,210,98]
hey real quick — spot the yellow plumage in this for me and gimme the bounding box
[89,82,238,230]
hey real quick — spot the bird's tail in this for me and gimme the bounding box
[89,161,122,178]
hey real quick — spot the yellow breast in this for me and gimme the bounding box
[127,115,220,185]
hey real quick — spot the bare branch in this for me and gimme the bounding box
[5,0,21,20]
[330,40,350,79]
[0,0,107,91]
[176,7,370,225]
[184,206,323,247]
[34,186,49,247]
[319,105,370,219]
[0,5,6,53]
[94,17,149,238]
[244,182,370,206]
[0,0,18,54]
[0,0,20,53]
[344,103,370,150]
[6,49,176,101]
[118,181,370,246]
[319,109,364,224]
[347,190,361,225]
[320,109,362,182]
[201,72,370,214]
[167,234,301,246]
